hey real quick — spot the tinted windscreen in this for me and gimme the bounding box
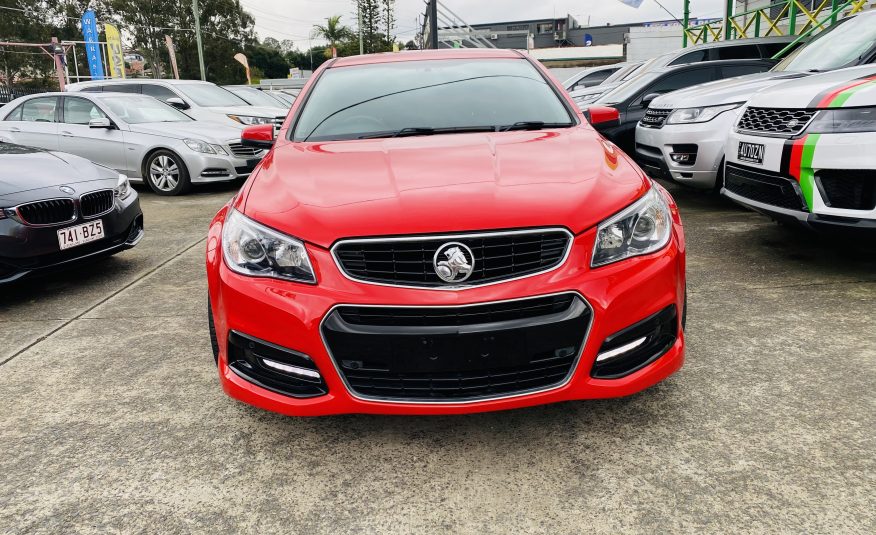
[176,84,250,107]
[230,87,287,107]
[773,16,872,72]
[102,96,192,123]
[293,58,574,142]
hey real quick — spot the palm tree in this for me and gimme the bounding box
[312,15,352,58]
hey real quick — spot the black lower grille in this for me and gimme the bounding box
[333,229,571,288]
[725,164,807,211]
[80,189,114,218]
[16,199,75,225]
[816,170,876,211]
[322,294,591,402]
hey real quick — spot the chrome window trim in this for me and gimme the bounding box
[79,189,116,220]
[318,291,594,405]
[330,227,575,291]
[11,197,77,227]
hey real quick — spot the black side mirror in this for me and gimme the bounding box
[166,97,190,110]
[641,93,661,108]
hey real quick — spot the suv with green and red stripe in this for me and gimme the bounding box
[724,65,876,231]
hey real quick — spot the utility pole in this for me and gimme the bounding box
[358,3,364,55]
[428,0,438,49]
[682,0,690,47]
[192,0,206,80]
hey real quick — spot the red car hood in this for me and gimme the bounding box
[243,128,647,248]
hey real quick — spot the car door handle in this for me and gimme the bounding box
[9,127,20,132]
[61,131,74,137]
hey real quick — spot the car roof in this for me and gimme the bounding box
[651,58,773,74]
[681,35,797,51]
[68,78,212,88]
[330,48,523,68]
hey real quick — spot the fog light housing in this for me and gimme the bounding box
[226,331,328,398]
[591,305,678,379]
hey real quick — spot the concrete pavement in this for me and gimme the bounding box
[1,182,874,534]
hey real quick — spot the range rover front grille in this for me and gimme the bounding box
[321,294,592,402]
[640,108,672,128]
[736,107,817,137]
[80,189,114,218]
[724,164,807,210]
[333,229,572,288]
[15,199,76,226]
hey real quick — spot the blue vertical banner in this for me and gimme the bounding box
[80,10,105,80]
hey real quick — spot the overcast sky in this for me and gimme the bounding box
[240,0,727,47]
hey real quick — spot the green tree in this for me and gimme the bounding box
[312,15,352,58]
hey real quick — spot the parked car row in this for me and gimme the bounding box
[0,79,290,284]
[585,9,876,232]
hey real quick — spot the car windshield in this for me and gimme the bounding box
[101,95,192,124]
[773,16,872,72]
[596,72,662,105]
[230,87,286,107]
[176,84,250,107]
[293,58,574,142]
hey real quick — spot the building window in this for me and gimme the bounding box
[537,22,554,34]
[507,24,528,31]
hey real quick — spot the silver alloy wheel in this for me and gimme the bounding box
[149,155,180,192]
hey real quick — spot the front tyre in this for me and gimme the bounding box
[144,150,191,196]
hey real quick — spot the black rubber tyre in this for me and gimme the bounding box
[712,158,725,194]
[143,149,191,196]
[208,296,219,365]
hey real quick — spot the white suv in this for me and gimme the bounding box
[66,79,287,130]
[634,10,876,190]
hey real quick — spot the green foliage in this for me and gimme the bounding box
[0,0,399,90]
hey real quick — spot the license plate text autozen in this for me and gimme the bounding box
[57,220,105,250]
[738,142,765,165]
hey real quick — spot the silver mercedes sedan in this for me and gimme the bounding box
[0,92,267,195]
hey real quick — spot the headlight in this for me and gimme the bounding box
[806,107,876,133]
[222,208,316,283]
[592,187,672,268]
[114,174,132,200]
[227,114,274,125]
[665,103,742,125]
[184,138,216,154]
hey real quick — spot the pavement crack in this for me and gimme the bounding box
[0,237,206,368]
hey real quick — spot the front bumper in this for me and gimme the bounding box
[635,113,736,189]
[185,150,264,184]
[0,194,143,284]
[206,197,686,416]
[724,130,876,230]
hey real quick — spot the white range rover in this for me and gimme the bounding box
[723,65,876,232]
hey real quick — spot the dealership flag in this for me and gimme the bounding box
[619,0,645,7]
[80,10,105,80]
[234,53,251,84]
[104,23,125,79]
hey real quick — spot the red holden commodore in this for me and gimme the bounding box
[206,49,686,416]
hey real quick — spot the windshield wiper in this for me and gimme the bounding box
[498,121,572,132]
[358,126,496,139]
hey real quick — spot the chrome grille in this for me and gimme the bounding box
[227,142,264,158]
[640,108,672,129]
[333,229,572,289]
[80,189,114,218]
[737,107,817,137]
[16,199,76,226]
